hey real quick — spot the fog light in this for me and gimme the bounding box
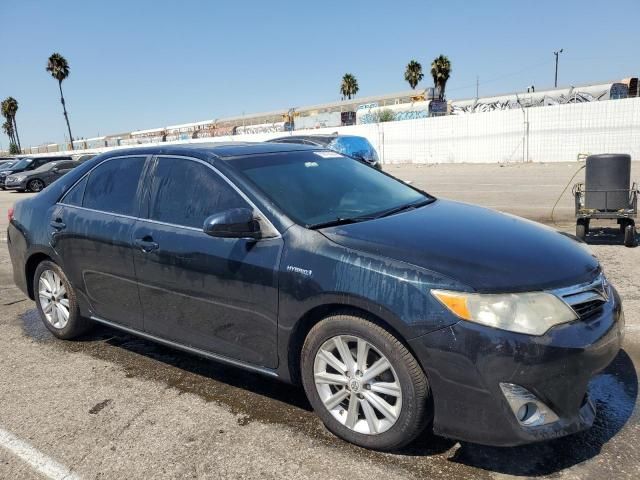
[500,383,559,427]
[516,402,532,420]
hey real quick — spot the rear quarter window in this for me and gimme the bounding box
[61,176,88,207]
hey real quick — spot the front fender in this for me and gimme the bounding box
[275,226,468,381]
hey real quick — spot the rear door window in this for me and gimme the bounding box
[148,156,248,229]
[57,161,77,170]
[82,157,146,216]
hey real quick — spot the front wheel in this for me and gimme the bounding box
[27,179,45,192]
[301,313,431,451]
[34,260,93,339]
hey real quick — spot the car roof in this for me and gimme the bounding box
[270,134,369,145]
[20,156,71,161]
[271,134,335,143]
[100,142,320,160]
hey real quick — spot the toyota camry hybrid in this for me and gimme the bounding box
[7,143,624,451]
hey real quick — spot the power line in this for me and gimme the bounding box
[447,59,554,94]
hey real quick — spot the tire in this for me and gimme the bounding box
[301,313,431,451]
[624,225,637,247]
[576,223,587,240]
[27,179,45,192]
[34,260,93,339]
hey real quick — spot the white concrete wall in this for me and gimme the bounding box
[34,97,640,164]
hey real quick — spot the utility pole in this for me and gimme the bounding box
[476,76,479,99]
[554,49,563,88]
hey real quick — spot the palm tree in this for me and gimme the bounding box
[2,119,15,146]
[46,53,75,149]
[430,55,452,100]
[2,97,21,151]
[1,101,16,148]
[404,60,424,89]
[340,73,359,100]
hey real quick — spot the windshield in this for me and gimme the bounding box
[10,158,34,170]
[32,162,57,172]
[0,162,16,171]
[233,150,430,227]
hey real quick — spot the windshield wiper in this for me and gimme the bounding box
[308,198,434,230]
[370,198,434,220]
[307,217,370,230]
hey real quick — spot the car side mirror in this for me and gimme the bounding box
[52,167,59,173]
[203,208,261,239]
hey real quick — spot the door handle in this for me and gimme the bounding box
[135,237,159,253]
[50,219,66,230]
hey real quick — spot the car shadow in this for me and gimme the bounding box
[20,308,311,413]
[20,309,638,474]
[584,226,637,246]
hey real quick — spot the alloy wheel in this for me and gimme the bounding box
[313,335,402,435]
[29,179,44,192]
[38,269,70,329]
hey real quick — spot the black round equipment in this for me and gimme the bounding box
[585,154,631,211]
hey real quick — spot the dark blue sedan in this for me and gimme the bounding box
[7,143,624,451]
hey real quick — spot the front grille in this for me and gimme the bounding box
[552,273,609,321]
[572,299,605,319]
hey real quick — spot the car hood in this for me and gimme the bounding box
[320,199,599,293]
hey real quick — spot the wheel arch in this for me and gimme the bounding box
[286,302,423,385]
[25,252,53,300]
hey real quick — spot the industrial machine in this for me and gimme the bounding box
[573,154,638,247]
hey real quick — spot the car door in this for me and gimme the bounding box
[50,155,148,329]
[132,155,282,368]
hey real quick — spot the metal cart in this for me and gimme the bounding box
[573,182,638,247]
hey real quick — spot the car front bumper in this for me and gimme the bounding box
[4,178,27,190]
[409,286,624,446]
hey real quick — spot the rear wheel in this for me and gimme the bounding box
[624,225,637,247]
[34,260,92,339]
[576,221,588,240]
[301,313,431,451]
[27,179,45,192]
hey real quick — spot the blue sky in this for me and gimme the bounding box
[1,0,639,147]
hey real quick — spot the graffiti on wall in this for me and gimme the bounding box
[357,102,431,124]
[234,122,285,135]
[451,83,630,115]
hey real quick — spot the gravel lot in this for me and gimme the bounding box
[0,161,638,480]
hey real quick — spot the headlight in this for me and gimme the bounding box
[431,289,577,335]
[13,175,26,181]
